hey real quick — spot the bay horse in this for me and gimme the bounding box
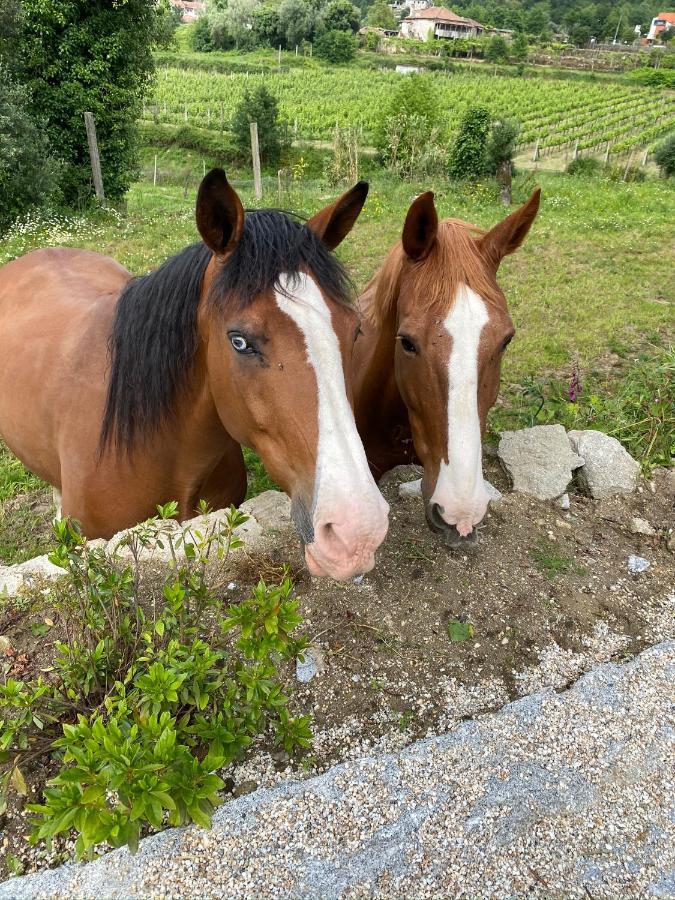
[0,169,389,580]
[353,189,541,547]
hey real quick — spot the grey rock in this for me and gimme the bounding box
[3,643,673,900]
[627,554,651,574]
[0,555,63,598]
[630,517,656,537]
[398,478,422,499]
[568,429,640,498]
[483,479,503,504]
[498,425,584,500]
[240,490,292,530]
[557,493,571,510]
[296,646,325,683]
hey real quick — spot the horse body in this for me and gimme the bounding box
[0,171,389,578]
[0,246,243,536]
[353,190,541,546]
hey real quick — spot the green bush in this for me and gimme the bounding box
[12,1,160,205]
[627,67,675,88]
[0,505,311,857]
[231,84,286,166]
[485,35,509,63]
[485,118,520,176]
[374,73,439,158]
[653,132,675,177]
[314,29,357,63]
[0,75,60,235]
[378,113,446,179]
[191,16,215,51]
[566,157,603,177]
[490,348,675,472]
[448,106,491,181]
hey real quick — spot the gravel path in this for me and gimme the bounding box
[2,641,673,899]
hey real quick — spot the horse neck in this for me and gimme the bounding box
[353,266,412,477]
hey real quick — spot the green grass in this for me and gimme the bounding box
[530,540,584,581]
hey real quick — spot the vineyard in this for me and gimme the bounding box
[143,65,675,159]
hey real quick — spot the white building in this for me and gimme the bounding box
[400,6,484,40]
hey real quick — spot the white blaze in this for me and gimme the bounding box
[430,283,489,534]
[274,273,386,531]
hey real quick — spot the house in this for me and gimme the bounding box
[647,11,675,41]
[400,7,484,41]
[170,0,206,22]
[389,0,431,15]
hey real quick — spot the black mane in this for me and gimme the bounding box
[100,210,353,454]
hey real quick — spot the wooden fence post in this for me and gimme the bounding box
[250,122,263,201]
[532,138,539,162]
[83,112,105,201]
[641,148,648,166]
[220,101,224,132]
[572,139,579,161]
[604,142,611,164]
[153,154,158,187]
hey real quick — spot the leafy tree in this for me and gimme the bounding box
[661,27,674,43]
[511,31,529,61]
[278,0,317,47]
[0,75,60,233]
[448,106,491,180]
[653,132,675,177]
[314,29,357,61]
[231,84,285,166]
[367,0,398,29]
[154,0,183,49]
[191,15,215,51]
[569,23,592,46]
[485,34,509,62]
[12,0,159,205]
[220,0,261,48]
[208,8,236,49]
[321,0,361,33]
[252,5,282,46]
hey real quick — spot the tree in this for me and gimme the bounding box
[367,0,397,29]
[375,73,439,164]
[191,15,215,51]
[448,106,491,180]
[653,132,675,177]
[12,0,159,206]
[0,74,60,233]
[221,0,261,48]
[485,118,520,204]
[252,5,282,46]
[278,0,317,47]
[485,34,509,62]
[511,31,529,61]
[321,0,361,33]
[154,0,182,49]
[231,84,285,166]
[569,23,592,46]
[314,29,357,61]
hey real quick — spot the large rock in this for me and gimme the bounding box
[498,424,584,500]
[240,490,292,530]
[568,429,640,498]
[0,555,63,598]
[2,642,672,899]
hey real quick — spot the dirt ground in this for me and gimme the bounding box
[1,461,674,878]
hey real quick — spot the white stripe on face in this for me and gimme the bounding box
[430,283,489,536]
[274,273,387,533]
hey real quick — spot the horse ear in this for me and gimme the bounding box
[196,168,245,256]
[480,188,541,269]
[402,192,438,261]
[306,181,369,250]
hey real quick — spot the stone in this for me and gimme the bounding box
[240,490,292,530]
[498,425,584,501]
[557,493,571,510]
[378,464,423,490]
[296,646,325,683]
[568,430,640,499]
[483,479,503,504]
[398,478,422,499]
[627,555,650,574]
[0,555,63,598]
[630,517,656,537]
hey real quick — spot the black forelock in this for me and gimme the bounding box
[99,209,353,456]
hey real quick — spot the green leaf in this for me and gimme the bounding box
[446,619,474,642]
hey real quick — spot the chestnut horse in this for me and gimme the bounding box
[0,170,388,580]
[353,189,541,547]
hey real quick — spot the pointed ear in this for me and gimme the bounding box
[480,188,540,269]
[306,181,369,250]
[402,192,438,261]
[196,168,245,256]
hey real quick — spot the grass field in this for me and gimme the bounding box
[0,160,673,561]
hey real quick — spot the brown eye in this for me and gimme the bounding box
[398,335,417,355]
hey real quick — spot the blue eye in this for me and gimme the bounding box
[230,333,254,354]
